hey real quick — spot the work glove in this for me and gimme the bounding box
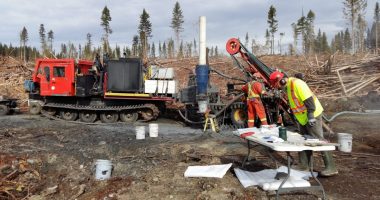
[308,118,316,127]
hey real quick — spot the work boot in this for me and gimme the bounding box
[320,152,338,177]
[297,151,310,171]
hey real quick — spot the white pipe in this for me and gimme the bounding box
[199,16,206,65]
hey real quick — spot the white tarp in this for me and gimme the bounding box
[184,163,233,178]
[234,166,317,190]
[234,168,277,188]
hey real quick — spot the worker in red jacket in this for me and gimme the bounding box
[241,77,268,128]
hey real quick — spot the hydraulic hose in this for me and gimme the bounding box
[177,109,205,124]
[177,93,245,124]
[323,110,380,123]
[209,67,246,82]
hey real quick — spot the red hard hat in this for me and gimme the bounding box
[269,71,284,86]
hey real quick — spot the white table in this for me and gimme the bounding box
[233,127,336,200]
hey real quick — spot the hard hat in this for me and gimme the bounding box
[269,71,284,82]
[269,71,284,87]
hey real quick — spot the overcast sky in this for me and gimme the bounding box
[0,0,378,53]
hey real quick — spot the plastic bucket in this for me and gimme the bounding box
[195,65,209,95]
[95,159,113,180]
[149,123,159,137]
[337,133,353,153]
[136,126,145,140]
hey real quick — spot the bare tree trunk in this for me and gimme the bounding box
[376,21,378,54]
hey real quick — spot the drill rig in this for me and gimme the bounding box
[180,37,295,128]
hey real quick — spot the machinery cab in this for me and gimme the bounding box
[31,59,93,96]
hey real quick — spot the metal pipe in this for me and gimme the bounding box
[199,16,206,65]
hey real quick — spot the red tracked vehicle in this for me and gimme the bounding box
[24,55,176,123]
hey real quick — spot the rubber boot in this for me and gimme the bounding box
[320,152,338,177]
[297,151,310,171]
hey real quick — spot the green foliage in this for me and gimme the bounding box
[158,41,162,58]
[296,10,316,54]
[151,42,156,58]
[138,9,152,38]
[162,42,167,58]
[343,0,367,53]
[20,27,28,61]
[171,1,184,50]
[0,42,40,61]
[83,33,93,59]
[101,6,112,34]
[47,30,54,53]
[267,5,278,54]
[101,6,112,53]
[177,40,183,58]
[138,9,152,60]
[39,24,47,55]
[132,35,139,57]
[245,32,249,47]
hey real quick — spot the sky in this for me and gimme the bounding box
[0,0,378,54]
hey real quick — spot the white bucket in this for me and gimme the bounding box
[136,126,145,140]
[149,123,159,137]
[337,133,353,153]
[95,159,113,180]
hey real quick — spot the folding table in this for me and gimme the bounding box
[234,129,336,200]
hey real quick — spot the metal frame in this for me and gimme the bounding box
[242,141,327,200]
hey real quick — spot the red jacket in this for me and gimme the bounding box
[242,81,264,99]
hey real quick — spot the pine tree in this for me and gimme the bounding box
[138,9,152,60]
[162,42,167,58]
[39,24,47,56]
[47,30,54,54]
[20,27,28,62]
[158,41,162,58]
[168,38,174,58]
[186,42,192,57]
[100,6,112,54]
[177,40,184,58]
[115,44,121,58]
[297,15,306,54]
[305,10,316,54]
[315,29,322,53]
[60,44,67,58]
[374,2,379,53]
[132,35,139,57]
[267,5,278,54]
[245,32,249,47]
[193,39,197,56]
[265,29,271,54]
[321,32,330,53]
[214,46,219,57]
[170,1,184,53]
[124,47,131,57]
[84,33,92,59]
[151,42,156,58]
[343,0,367,53]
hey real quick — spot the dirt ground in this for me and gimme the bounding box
[1,110,379,200]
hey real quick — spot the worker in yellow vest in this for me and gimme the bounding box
[269,70,338,177]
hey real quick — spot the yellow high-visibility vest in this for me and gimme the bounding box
[247,81,263,99]
[286,77,323,125]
